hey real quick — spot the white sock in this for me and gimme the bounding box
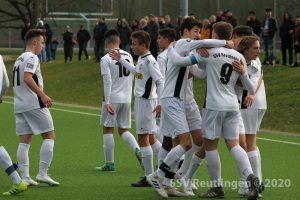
[230,145,253,185]
[103,134,114,164]
[205,150,222,187]
[141,146,153,176]
[157,145,186,178]
[185,153,204,180]
[39,139,54,176]
[151,140,162,158]
[248,150,260,182]
[257,147,262,182]
[0,146,22,184]
[158,147,169,167]
[121,131,139,152]
[178,143,200,176]
[155,125,164,144]
[17,143,30,179]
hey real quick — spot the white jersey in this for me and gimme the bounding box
[13,52,44,113]
[157,49,168,78]
[241,58,267,109]
[162,39,226,101]
[196,47,248,112]
[0,55,9,98]
[134,52,163,99]
[101,49,133,103]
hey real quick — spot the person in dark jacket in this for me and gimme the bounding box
[94,17,108,62]
[131,19,141,32]
[262,8,278,65]
[175,15,182,41]
[225,8,238,28]
[246,11,261,36]
[147,14,159,58]
[158,16,166,29]
[63,26,74,63]
[280,12,295,66]
[77,25,91,61]
[44,23,53,63]
[165,15,174,29]
[292,16,300,67]
[36,20,46,62]
[140,18,148,32]
[21,22,31,51]
[120,20,132,53]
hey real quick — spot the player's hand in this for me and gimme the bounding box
[153,105,161,118]
[226,40,234,48]
[0,98,2,104]
[188,72,195,79]
[196,48,210,57]
[109,49,121,61]
[168,41,177,48]
[243,94,254,107]
[41,94,53,107]
[106,104,115,115]
[232,60,245,75]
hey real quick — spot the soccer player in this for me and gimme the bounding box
[146,18,233,198]
[109,30,164,187]
[95,29,143,172]
[13,29,59,186]
[167,22,259,199]
[0,55,27,195]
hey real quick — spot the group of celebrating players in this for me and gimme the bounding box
[0,17,266,200]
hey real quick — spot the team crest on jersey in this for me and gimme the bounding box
[138,64,143,70]
[135,72,143,79]
[26,63,34,69]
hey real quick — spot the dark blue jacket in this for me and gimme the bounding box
[93,22,108,40]
[44,24,53,43]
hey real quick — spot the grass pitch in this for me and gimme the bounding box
[0,98,299,200]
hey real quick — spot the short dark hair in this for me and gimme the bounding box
[158,28,176,43]
[25,29,46,43]
[265,8,272,12]
[249,11,255,15]
[180,18,202,36]
[213,22,233,40]
[131,30,151,49]
[232,25,254,37]
[189,13,196,16]
[99,17,105,20]
[104,29,120,44]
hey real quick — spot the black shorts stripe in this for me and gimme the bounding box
[32,74,45,109]
[142,77,152,99]
[174,67,187,97]
[241,89,248,109]
[203,79,207,108]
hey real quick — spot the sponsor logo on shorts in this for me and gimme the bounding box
[26,63,34,69]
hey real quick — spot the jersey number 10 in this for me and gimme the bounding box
[116,59,130,77]
[12,66,20,87]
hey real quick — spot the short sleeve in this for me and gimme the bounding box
[24,56,39,74]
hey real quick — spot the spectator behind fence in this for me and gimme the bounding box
[37,20,46,63]
[131,19,141,61]
[140,18,148,32]
[147,14,159,58]
[63,26,74,63]
[292,16,300,67]
[189,13,196,19]
[175,15,182,41]
[50,38,58,60]
[280,12,295,66]
[225,8,238,28]
[262,8,277,65]
[216,9,223,22]
[21,22,31,51]
[77,25,91,61]
[120,20,132,53]
[200,19,211,40]
[246,11,261,36]
[210,15,217,38]
[158,16,166,29]
[94,17,108,62]
[44,23,53,63]
[165,15,174,29]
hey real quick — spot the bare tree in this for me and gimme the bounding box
[0,0,73,29]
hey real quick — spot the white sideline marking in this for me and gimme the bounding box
[3,101,299,145]
[257,137,300,146]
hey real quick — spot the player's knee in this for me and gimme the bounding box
[181,141,192,151]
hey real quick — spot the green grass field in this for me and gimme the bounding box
[0,97,299,199]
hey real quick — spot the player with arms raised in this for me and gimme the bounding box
[95,29,143,172]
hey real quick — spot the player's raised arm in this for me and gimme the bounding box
[168,46,198,67]
[109,49,136,74]
[189,39,233,51]
[189,65,206,79]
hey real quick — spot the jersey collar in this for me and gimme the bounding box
[141,52,151,59]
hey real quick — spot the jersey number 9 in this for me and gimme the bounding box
[220,63,233,85]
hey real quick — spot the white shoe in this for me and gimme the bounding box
[238,187,249,197]
[163,185,188,197]
[36,174,59,186]
[192,182,198,191]
[174,171,183,180]
[181,177,195,196]
[146,173,167,198]
[23,177,39,186]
